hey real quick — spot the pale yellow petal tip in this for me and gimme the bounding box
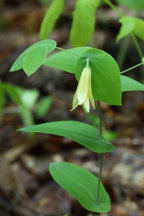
[71,58,95,113]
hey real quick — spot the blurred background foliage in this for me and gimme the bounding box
[0,0,144,216]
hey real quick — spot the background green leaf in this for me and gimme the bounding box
[70,0,100,47]
[75,48,122,105]
[19,121,114,153]
[10,39,57,73]
[44,47,91,73]
[16,87,39,108]
[39,0,64,40]
[117,0,144,10]
[121,75,144,92]
[50,162,111,213]
[133,17,144,40]
[117,16,135,42]
[117,16,144,42]
[36,96,52,118]
[4,83,22,105]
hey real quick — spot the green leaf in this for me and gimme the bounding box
[50,162,111,213]
[39,0,64,40]
[36,96,52,117]
[19,121,114,153]
[117,16,135,42]
[43,47,91,73]
[117,0,144,10]
[117,16,144,42]
[10,39,57,73]
[23,46,47,77]
[133,17,144,40]
[121,75,144,92]
[70,0,100,47]
[16,87,39,108]
[76,48,122,105]
[87,113,100,127]
[142,57,144,64]
[103,131,118,141]
[3,83,22,105]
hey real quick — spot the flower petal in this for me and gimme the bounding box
[77,66,90,105]
[71,91,79,111]
[83,97,90,113]
[89,81,95,109]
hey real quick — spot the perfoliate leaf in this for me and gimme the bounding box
[39,0,64,40]
[117,16,144,42]
[10,39,57,74]
[50,162,111,213]
[76,48,122,106]
[19,121,114,153]
[70,0,100,47]
[43,47,91,73]
[117,0,144,10]
[121,75,144,92]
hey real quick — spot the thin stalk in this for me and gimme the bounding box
[97,101,103,203]
[117,36,131,70]
[131,33,143,59]
[120,62,143,74]
[56,47,80,57]
[104,0,123,18]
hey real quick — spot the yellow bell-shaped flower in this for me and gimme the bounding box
[71,59,95,112]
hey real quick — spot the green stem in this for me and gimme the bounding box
[120,62,143,74]
[97,101,103,203]
[131,33,143,59]
[104,0,123,18]
[117,36,131,70]
[56,47,80,57]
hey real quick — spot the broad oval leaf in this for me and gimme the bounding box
[43,47,91,73]
[121,75,144,92]
[39,0,64,40]
[70,0,100,47]
[10,39,57,73]
[19,121,114,153]
[117,0,144,10]
[75,48,122,105]
[50,162,111,213]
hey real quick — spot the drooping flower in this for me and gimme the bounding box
[71,59,95,112]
